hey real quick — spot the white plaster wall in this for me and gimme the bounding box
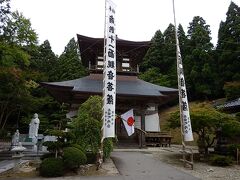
[145,113,160,132]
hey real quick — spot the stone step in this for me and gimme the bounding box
[0,150,46,160]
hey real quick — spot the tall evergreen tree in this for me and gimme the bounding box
[187,16,213,50]
[185,16,217,99]
[140,25,179,87]
[0,0,10,36]
[177,24,191,88]
[31,40,58,81]
[177,24,188,59]
[139,67,172,87]
[217,1,240,82]
[55,38,87,81]
[163,24,176,73]
[140,30,164,72]
[140,29,174,87]
[178,24,188,49]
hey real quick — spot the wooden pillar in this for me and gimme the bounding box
[141,110,145,131]
[140,110,146,148]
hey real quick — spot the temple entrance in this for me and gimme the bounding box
[115,116,138,147]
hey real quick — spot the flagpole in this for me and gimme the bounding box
[172,0,186,167]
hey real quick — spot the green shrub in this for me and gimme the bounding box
[223,81,240,100]
[71,144,85,152]
[209,154,232,166]
[39,158,64,177]
[103,138,113,159]
[227,144,240,157]
[71,96,102,154]
[63,147,87,170]
[236,112,240,122]
[42,141,64,154]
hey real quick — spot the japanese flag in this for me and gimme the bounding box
[121,109,135,136]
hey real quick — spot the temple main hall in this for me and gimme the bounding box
[42,34,178,147]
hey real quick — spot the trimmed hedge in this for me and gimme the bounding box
[71,144,85,152]
[209,154,232,166]
[39,158,64,177]
[103,138,113,159]
[227,144,240,157]
[63,147,87,170]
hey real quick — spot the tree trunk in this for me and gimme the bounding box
[204,146,209,155]
[1,108,17,130]
[1,112,10,130]
[0,102,8,127]
[55,150,58,158]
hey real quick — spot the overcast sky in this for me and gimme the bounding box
[11,0,239,55]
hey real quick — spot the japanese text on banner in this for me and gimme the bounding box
[177,43,193,142]
[103,0,116,138]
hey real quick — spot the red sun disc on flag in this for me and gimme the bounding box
[127,117,134,126]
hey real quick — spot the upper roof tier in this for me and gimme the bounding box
[77,34,150,74]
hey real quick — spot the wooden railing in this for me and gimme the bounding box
[145,131,172,147]
[135,128,147,148]
[89,65,139,73]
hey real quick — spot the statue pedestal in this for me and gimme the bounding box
[11,150,25,172]
[33,145,38,152]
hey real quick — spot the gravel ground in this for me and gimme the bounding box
[151,146,240,180]
[0,158,119,178]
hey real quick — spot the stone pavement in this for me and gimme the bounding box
[0,160,28,174]
[112,151,199,180]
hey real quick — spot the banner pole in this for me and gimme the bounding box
[98,0,117,169]
[98,0,107,169]
[172,0,186,167]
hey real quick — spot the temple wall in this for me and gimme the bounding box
[145,113,160,132]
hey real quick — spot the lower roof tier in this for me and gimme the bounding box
[41,73,178,106]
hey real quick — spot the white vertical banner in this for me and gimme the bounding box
[103,0,116,138]
[176,39,193,142]
[173,0,193,142]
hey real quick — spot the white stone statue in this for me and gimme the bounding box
[11,129,26,154]
[29,113,40,139]
[12,129,20,147]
